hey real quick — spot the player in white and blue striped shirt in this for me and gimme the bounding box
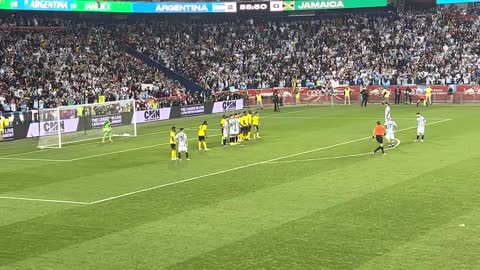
[175,128,190,160]
[415,113,426,142]
[384,102,391,122]
[385,118,398,148]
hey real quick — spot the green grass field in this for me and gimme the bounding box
[1,104,479,269]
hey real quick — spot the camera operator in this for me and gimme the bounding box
[360,86,369,107]
[273,90,280,112]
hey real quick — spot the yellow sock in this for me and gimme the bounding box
[247,132,251,139]
[239,134,243,140]
[203,142,207,149]
[423,100,426,106]
[171,150,176,159]
[198,142,202,149]
[257,132,260,137]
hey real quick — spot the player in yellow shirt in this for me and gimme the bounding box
[170,126,177,160]
[242,111,249,141]
[220,115,227,145]
[256,92,263,110]
[239,113,246,142]
[198,121,209,150]
[425,85,432,105]
[246,110,253,140]
[252,111,260,139]
[242,112,247,141]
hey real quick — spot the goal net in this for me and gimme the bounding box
[37,99,137,149]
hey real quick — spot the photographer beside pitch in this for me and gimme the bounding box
[360,86,369,107]
[273,90,280,112]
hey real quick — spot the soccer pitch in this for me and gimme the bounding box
[1,104,479,269]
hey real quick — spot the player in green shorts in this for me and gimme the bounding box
[102,118,113,143]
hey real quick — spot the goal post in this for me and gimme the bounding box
[37,99,137,149]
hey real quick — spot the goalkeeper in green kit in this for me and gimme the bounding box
[102,118,113,143]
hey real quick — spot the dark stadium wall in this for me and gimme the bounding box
[125,46,208,95]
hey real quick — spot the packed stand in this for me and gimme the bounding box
[0,16,191,113]
[131,7,479,91]
[2,7,480,113]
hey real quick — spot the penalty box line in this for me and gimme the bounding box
[0,196,91,205]
[0,127,200,160]
[0,157,72,162]
[0,134,223,163]
[266,139,401,164]
[89,119,450,205]
[69,107,329,162]
[0,119,451,205]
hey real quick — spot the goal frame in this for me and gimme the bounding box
[37,99,137,149]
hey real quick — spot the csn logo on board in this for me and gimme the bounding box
[222,101,237,111]
[43,121,65,133]
[144,109,162,121]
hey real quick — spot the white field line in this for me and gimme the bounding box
[0,119,449,205]
[266,116,453,120]
[87,136,390,204]
[65,108,328,162]
[266,139,401,164]
[0,129,213,162]
[1,127,197,158]
[268,152,371,163]
[2,106,309,159]
[263,106,327,117]
[89,120,450,204]
[0,196,90,205]
[69,134,222,162]
[0,157,71,162]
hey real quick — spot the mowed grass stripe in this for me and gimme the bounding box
[0,107,250,157]
[0,107,298,191]
[3,118,447,204]
[0,105,477,270]
[357,206,480,270]
[0,139,477,270]
[0,146,352,267]
[0,200,77,228]
[89,118,452,204]
[0,110,368,202]
[0,106,325,160]
[1,121,475,268]
[168,158,480,270]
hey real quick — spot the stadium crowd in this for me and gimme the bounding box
[1,6,479,113]
[134,7,479,90]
